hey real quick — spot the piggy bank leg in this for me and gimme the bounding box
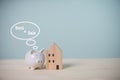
[38,66,42,69]
[28,66,35,70]
[38,65,43,69]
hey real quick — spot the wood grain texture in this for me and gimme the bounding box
[0,58,120,80]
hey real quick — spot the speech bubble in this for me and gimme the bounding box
[10,21,40,49]
[26,39,36,46]
[10,21,40,40]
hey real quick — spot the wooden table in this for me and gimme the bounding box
[0,58,120,80]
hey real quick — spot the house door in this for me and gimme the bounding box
[56,65,59,70]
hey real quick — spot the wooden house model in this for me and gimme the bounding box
[46,43,62,70]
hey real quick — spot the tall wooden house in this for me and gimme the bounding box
[46,43,62,70]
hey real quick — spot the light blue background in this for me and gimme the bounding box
[0,0,120,59]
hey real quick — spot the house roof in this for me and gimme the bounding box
[47,43,62,53]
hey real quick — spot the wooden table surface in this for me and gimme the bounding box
[0,58,120,80]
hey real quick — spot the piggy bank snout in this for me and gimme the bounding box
[36,59,41,63]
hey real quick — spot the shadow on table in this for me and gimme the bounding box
[63,63,77,69]
[41,63,77,69]
[40,63,78,70]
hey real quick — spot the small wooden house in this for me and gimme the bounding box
[46,43,62,70]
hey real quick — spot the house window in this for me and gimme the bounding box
[49,60,50,63]
[52,54,54,57]
[53,60,54,63]
[48,53,50,57]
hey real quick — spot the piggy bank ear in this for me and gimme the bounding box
[40,48,45,53]
[31,50,35,54]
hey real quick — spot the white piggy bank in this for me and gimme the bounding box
[25,48,45,70]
